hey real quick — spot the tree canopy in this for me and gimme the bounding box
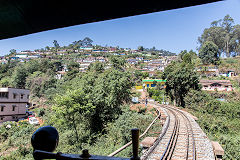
[198,14,240,57]
[198,41,220,65]
[162,57,200,107]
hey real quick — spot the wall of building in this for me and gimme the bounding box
[201,86,233,91]
[0,88,29,103]
[143,82,165,88]
[0,88,30,123]
[0,103,27,122]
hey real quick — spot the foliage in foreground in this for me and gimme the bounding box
[184,89,240,160]
[0,106,155,159]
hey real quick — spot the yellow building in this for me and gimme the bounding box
[135,86,143,90]
[142,79,166,88]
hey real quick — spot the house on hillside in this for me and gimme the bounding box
[96,57,106,62]
[0,58,8,64]
[108,47,117,52]
[56,71,66,79]
[80,47,93,51]
[219,69,237,78]
[136,57,144,61]
[0,88,30,123]
[199,80,233,92]
[10,56,20,60]
[28,55,41,59]
[196,65,219,77]
[157,65,165,72]
[127,58,138,65]
[15,54,28,59]
[142,79,166,88]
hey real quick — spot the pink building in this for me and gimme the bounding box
[0,88,30,123]
[199,80,233,92]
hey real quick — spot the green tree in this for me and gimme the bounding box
[12,66,28,89]
[109,56,126,70]
[82,37,93,47]
[88,61,105,73]
[198,41,220,65]
[162,61,200,107]
[53,40,60,49]
[198,14,240,57]
[45,46,50,51]
[232,24,240,56]
[178,50,188,60]
[0,77,12,87]
[53,68,133,134]
[25,71,56,98]
[67,61,79,71]
[9,49,17,55]
[52,89,95,143]
[142,72,149,79]
[138,46,144,51]
[89,69,133,132]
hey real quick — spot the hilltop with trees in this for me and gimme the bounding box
[198,14,240,58]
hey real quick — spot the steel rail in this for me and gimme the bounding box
[143,102,196,160]
[141,106,170,160]
[108,106,161,157]
[175,107,196,160]
[160,108,180,160]
[162,105,196,160]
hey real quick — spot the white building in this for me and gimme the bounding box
[15,54,28,58]
[0,88,30,123]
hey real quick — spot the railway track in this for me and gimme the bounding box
[141,103,215,160]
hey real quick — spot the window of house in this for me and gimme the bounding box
[1,106,5,112]
[21,94,24,99]
[0,92,9,98]
[12,105,17,111]
[13,93,17,99]
[12,116,17,119]
[151,84,156,87]
[27,95,29,99]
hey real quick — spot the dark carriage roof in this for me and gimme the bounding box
[0,0,221,40]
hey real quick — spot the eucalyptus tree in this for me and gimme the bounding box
[198,14,240,57]
[53,40,60,49]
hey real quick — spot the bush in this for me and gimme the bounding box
[185,89,240,160]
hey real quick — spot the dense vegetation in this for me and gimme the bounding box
[0,57,157,159]
[184,90,240,159]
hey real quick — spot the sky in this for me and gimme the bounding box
[0,0,240,56]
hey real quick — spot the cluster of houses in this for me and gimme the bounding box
[0,51,43,64]
[54,55,178,77]
[142,78,234,92]
[196,65,236,78]
[127,56,178,77]
[199,80,233,92]
[77,57,107,72]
